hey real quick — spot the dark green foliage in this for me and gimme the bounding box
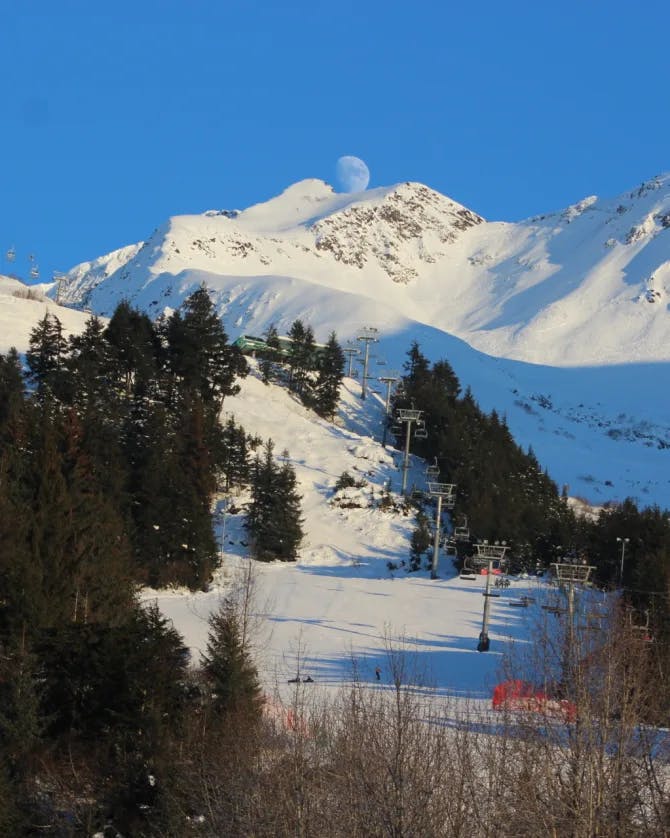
[104,299,160,396]
[166,283,248,408]
[313,331,345,419]
[26,313,69,404]
[0,348,25,432]
[287,318,316,399]
[392,342,574,563]
[409,511,432,572]
[247,441,304,561]
[218,415,251,491]
[334,470,366,491]
[37,604,189,740]
[0,639,44,775]
[259,322,282,384]
[202,598,263,718]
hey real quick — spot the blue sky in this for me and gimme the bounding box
[2,0,669,282]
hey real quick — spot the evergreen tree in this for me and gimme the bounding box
[166,284,247,409]
[259,323,282,384]
[287,319,316,399]
[0,638,44,774]
[247,442,303,561]
[105,299,160,397]
[66,314,113,410]
[26,313,68,405]
[0,348,25,433]
[218,415,250,491]
[313,331,345,419]
[202,597,263,718]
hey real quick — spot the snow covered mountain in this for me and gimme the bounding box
[8,174,670,507]
[57,175,670,367]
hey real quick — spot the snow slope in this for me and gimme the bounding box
[145,366,556,702]
[0,274,94,350]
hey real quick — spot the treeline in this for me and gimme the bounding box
[394,342,670,636]
[393,341,575,563]
[1,285,249,597]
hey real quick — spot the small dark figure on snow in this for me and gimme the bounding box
[288,676,300,684]
[303,675,314,683]
[375,666,381,681]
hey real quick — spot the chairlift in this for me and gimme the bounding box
[6,246,15,262]
[454,514,470,542]
[414,427,428,439]
[426,457,440,479]
[460,557,477,579]
[628,608,653,642]
[508,596,530,608]
[30,264,39,280]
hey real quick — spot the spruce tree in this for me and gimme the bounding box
[105,299,160,397]
[313,331,345,419]
[202,598,263,718]
[26,313,68,405]
[247,441,303,562]
[166,284,247,409]
[259,323,282,384]
[287,319,316,399]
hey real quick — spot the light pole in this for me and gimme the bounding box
[616,537,630,587]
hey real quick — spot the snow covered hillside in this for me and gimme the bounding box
[0,274,93,348]
[145,364,556,702]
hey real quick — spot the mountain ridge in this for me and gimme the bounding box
[57,174,670,367]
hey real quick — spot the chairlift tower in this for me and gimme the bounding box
[342,345,360,379]
[551,561,595,683]
[53,271,68,304]
[475,542,509,652]
[356,326,378,400]
[427,482,456,579]
[379,372,399,447]
[396,408,423,495]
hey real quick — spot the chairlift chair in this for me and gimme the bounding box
[414,427,428,439]
[6,246,15,262]
[454,514,470,541]
[30,265,39,280]
[459,557,477,580]
[628,608,653,642]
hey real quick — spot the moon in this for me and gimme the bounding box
[336,156,370,192]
